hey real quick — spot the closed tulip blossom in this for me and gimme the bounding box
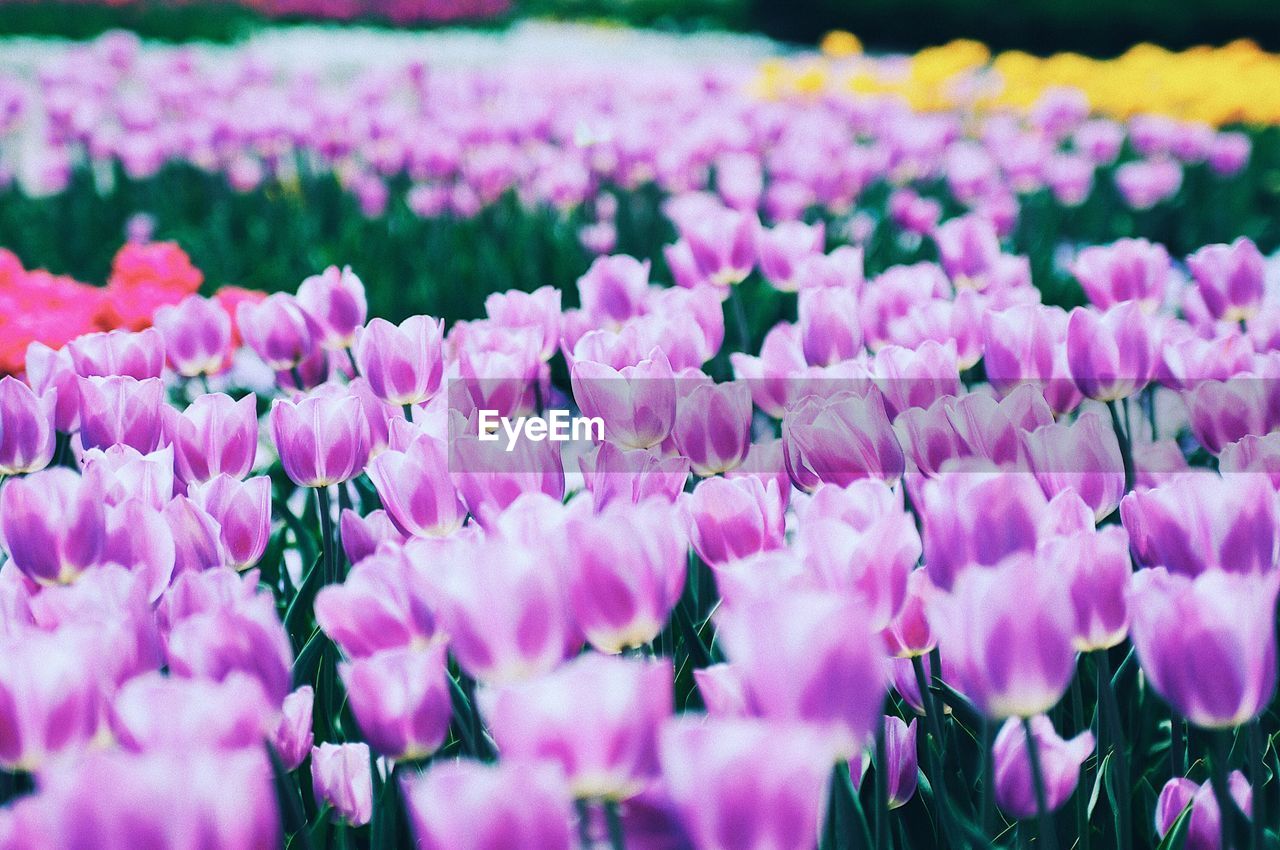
[730,322,808,419]
[578,441,689,510]
[0,629,102,770]
[0,376,56,475]
[481,654,672,800]
[571,347,677,450]
[340,643,452,761]
[67,328,165,380]
[993,715,1095,819]
[1023,409,1126,521]
[874,340,961,416]
[165,592,293,704]
[187,474,271,570]
[659,718,833,850]
[366,429,466,538]
[269,393,369,487]
[485,285,563,362]
[671,379,752,476]
[152,295,232,377]
[1065,301,1157,401]
[928,553,1077,718]
[108,672,274,752]
[273,686,315,771]
[798,287,863,367]
[759,220,826,291]
[25,341,80,432]
[311,742,373,827]
[340,508,409,566]
[165,392,259,484]
[577,255,651,325]
[1129,567,1280,728]
[982,304,1082,414]
[314,550,439,658]
[296,265,368,350]
[882,569,937,658]
[782,389,905,490]
[354,315,444,407]
[716,589,887,759]
[163,496,226,576]
[1186,237,1266,323]
[1155,773,1253,850]
[0,467,106,585]
[1039,525,1132,651]
[679,205,757,287]
[403,760,575,850]
[686,476,784,568]
[1071,238,1171,311]
[236,293,317,371]
[565,497,687,653]
[859,715,919,809]
[448,409,566,526]
[77,375,166,453]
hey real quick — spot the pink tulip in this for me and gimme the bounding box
[1156,773,1253,849]
[25,341,79,432]
[758,220,826,291]
[165,591,293,703]
[187,474,271,570]
[340,508,409,566]
[0,467,106,585]
[481,654,671,800]
[236,293,318,370]
[1023,409,1125,521]
[77,375,166,453]
[366,428,466,538]
[1187,237,1266,323]
[273,686,315,771]
[0,376,56,475]
[1066,301,1156,401]
[311,742,373,827]
[67,328,165,380]
[485,285,562,361]
[152,295,232,377]
[578,441,689,510]
[571,348,677,450]
[354,315,444,407]
[934,214,1001,288]
[269,393,369,487]
[164,392,258,484]
[340,643,452,760]
[782,389,905,490]
[679,206,757,287]
[686,476,785,567]
[109,671,273,752]
[448,409,565,526]
[296,265,367,350]
[874,340,961,416]
[993,715,1094,819]
[799,287,863,367]
[314,550,438,658]
[730,322,807,419]
[983,304,1082,414]
[1071,238,1170,311]
[163,496,225,576]
[577,255,651,325]
[0,628,101,770]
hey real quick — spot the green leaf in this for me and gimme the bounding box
[1155,805,1193,850]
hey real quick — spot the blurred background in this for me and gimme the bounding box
[1,0,1277,53]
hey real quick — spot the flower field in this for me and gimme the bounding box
[2,19,1280,850]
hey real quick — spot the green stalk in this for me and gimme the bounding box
[604,801,627,850]
[316,485,336,585]
[727,283,751,353]
[911,656,957,849]
[1248,723,1265,850]
[1171,709,1186,777]
[980,717,994,841]
[1106,400,1134,494]
[1022,718,1059,850]
[574,799,594,850]
[1209,733,1237,850]
[1070,672,1090,850]
[1094,650,1131,849]
[874,722,890,850]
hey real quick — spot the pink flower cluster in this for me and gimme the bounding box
[0,0,508,23]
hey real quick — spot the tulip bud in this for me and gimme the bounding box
[572,348,677,450]
[934,215,1001,288]
[983,304,1082,414]
[659,717,833,850]
[164,495,226,576]
[340,644,452,761]
[273,686,315,771]
[485,285,562,361]
[311,742,373,827]
[1066,302,1157,402]
[166,592,293,703]
[799,287,863,367]
[993,715,1094,819]
[25,341,79,432]
[152,295,232,377]
[0,376,56,475]
[481,654,671,800]
[237,293,317,370]
[366,429,466,538]
[77,375,166,453]
[1071,238,1170,311]
[686,476,785,568]
[448,409,565,526]
[314,550,438,658]
[1040,525,1132,652]
[874,340,961,417]
[187,474,271,570]
[296,266,367,350]
[165,392,258,485]
[354,316,444,407]
[339,508,408,566]
[579,441,689,511]
[1023,409,1125,521]
[679,206,757,287]
[67,328,165,380]
[109,671,273,752]
[759,221,826,292]
[782,389,905,490]
[577,255,651,325]
[1155,773,1253,850]
[0,467,106,585]
[881,715,920,809]
[671,380,752,476]
[1187,238,1266,323]
[269,393,369,488]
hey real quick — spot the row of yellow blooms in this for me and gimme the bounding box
[755,31,1280,127]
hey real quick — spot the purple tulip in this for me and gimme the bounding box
[1187,238,1266,323]
[577,255,651,325]
[340,508,409,566]
[78,375,166,453]
[1120,472,1277,576]
[0,628,101,770]
[572,347,677,450]
[354,315,444,407]
[659,717,833,850]
[340,643,452,760]
[67,328,165,380]
[1066,301,1156,401]
[934,214,1001,288]
[565,496,687,653]
[799,287,863,367]
[448,409,565,526]
[367,428,466,538]
[485,285,562,361]
[1156,773,1253,850]
[686,476,785,568]
[405,760,575,850]
[0,467,106,585]
[1115,158,1183,209]
[679,205,757,287]
[795,244,865,291]
[25,341,79,432]
[434,536,580,683]
[269,393,369,487]
[730,322,807,419]
[1072,238,1171,311]
[1129,566,1279,728]
[694,663,753,717]
[163,495,226,576]
[759,220,826,291]
[296,265,367,350]
[796,479,920,630]
[314,550,438,658]
[164,392,258,485]
[187,474,271,570]
[1023,409,1125,521]
[880,715,920,808]
[928,553,1076,717]
[0,375,56,475]
[671,379,752,476]
[993,714,1094,819]
[579,441,689,510]
[716,588,887,758]
[454,326,543,419]
[273,686,315,771]
[79,444,174,512]
[109,671,273,752]
[782,389,905,490]
[237,293,318,371]
[481,654,671,800]
[152,295,231,377]
[165,591,293,703]
[983,304,1082,414]
[311,742,373,827]
[1207,131,1251,176]
[882,569,936,658]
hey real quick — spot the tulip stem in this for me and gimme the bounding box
[1209,733,1238,850]
[727,284,751,353]
[316,485,336,585]
[574,799,593,850]
[346,348,360,377]
[911,656,957,848]
[1071,672,1090,850]
[402,403,414,420]
[1094,650,1130,850]
[1022,717,1059,850]
[1171,709,1186,777]
[874,721,890,850]
[1106,401,1134,494]
[604,800,627,850]
[979,717,994,841]
[1249,723,1265,850]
